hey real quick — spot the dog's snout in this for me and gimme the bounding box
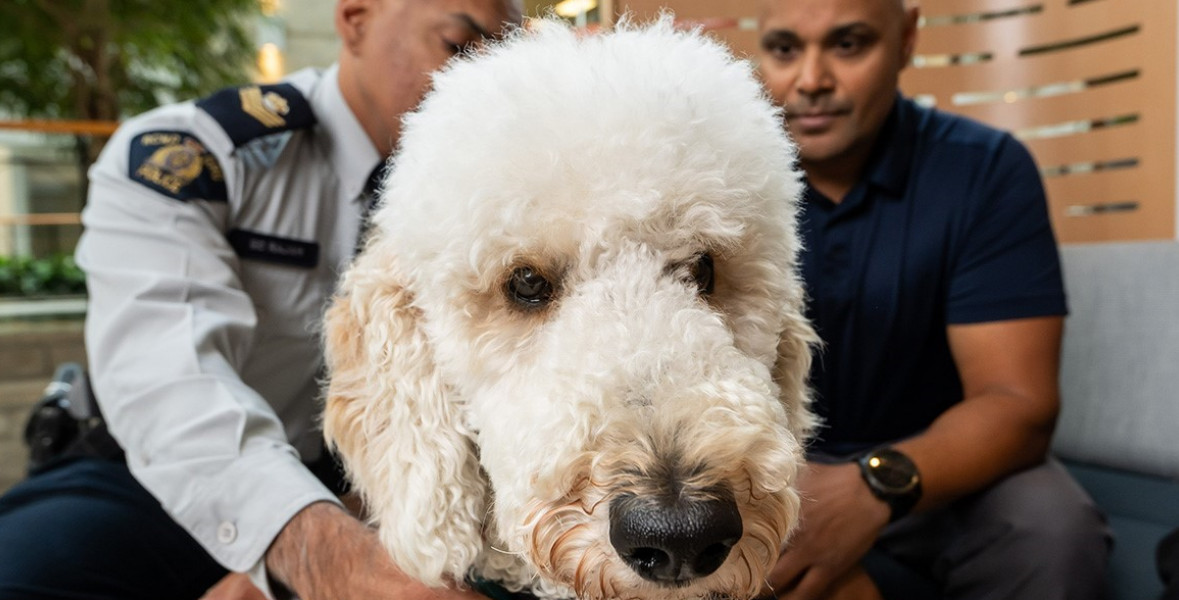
[608,491,743,586]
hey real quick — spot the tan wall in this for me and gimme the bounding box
[616,0,762,57]
[281,0,340,73]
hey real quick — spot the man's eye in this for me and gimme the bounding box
[760,33,800,62]
[443,39,476,56]
[833,36,866,55]
[763,42,799,61]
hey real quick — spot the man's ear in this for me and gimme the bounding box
[336,0,372,54]
[900,6,920,68]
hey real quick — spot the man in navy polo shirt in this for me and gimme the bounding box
[756,0,1110,599]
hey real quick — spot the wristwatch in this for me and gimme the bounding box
[857,446,922,522]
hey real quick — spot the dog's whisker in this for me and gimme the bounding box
[489,544,526,556]
[739,551,757,596]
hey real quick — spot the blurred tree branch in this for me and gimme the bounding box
[0,0,261,195]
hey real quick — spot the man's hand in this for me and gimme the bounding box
[266,501,489,600]
[766,462,889,600]
[201,573,268,600]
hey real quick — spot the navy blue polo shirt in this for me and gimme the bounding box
[800,94,1067,454]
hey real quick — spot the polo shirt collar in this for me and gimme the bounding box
[309,63,383,203]
[803,93,918,210]
[862,92,918,198]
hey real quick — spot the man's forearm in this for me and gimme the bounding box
[896,390,1056,513]
[265,501,470,600]
[266,501,390,598]
[266,502,337,597]
[898,317,1064,513]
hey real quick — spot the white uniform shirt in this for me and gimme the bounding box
[76,64,380,576]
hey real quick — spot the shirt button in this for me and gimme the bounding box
[217,521,237,544]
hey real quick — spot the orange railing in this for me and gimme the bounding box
[0,213,82,227]
[0,120,112,259]
[0,119,120,137]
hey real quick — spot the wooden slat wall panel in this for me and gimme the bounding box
[946,79,1145,130]
[901,35,1143,99]
[614,0,1177,243]
[920,0,1039,14]
[616,0,762,57]
[902,0,1177,243]
[616,0,758,21]
[916,1,1140,57]
[1025,126,1143,166]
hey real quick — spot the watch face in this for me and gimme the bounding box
[865,449,919,493]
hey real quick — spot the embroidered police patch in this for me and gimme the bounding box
[129,131,227,202]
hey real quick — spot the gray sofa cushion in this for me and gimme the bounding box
[1054,241,1179,479]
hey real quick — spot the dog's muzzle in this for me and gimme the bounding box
[608,489,743,586]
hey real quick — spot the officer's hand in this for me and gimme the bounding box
[266,501,491,600]
[200,572,268,600]
[765,462,889,600]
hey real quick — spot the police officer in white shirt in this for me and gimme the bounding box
[0,2,522,599]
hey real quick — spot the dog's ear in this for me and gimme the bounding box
[773,308,820,443]
[322,251,487,586]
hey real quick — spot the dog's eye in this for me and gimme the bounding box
[691,253,715,296]
[507,266,555,307]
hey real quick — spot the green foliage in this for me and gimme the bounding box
[0,254,87,297]
[0,0,261,122]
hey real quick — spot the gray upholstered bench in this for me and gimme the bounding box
[870,241,1179,600]
[1054,241,1179,600]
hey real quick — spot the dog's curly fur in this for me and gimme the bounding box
[322,17,817,600]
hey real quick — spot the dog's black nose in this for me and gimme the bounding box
[609,491,743,585]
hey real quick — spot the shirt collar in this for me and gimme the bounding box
[802,93,918,211]
[309,63,383,203]
[861,92,919,198]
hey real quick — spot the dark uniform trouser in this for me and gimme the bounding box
[0,392,349,600]
[868,458,1113,600]
[0,456,227,600]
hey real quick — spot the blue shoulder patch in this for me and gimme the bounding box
[195,82,316,147]
[128,131,227,202]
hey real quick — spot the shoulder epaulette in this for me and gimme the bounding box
[195,82,317,147]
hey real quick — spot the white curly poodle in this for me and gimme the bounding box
[322,16,816,600]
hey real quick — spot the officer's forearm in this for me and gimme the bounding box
[265,501,459,600]
[266,501,371,597]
